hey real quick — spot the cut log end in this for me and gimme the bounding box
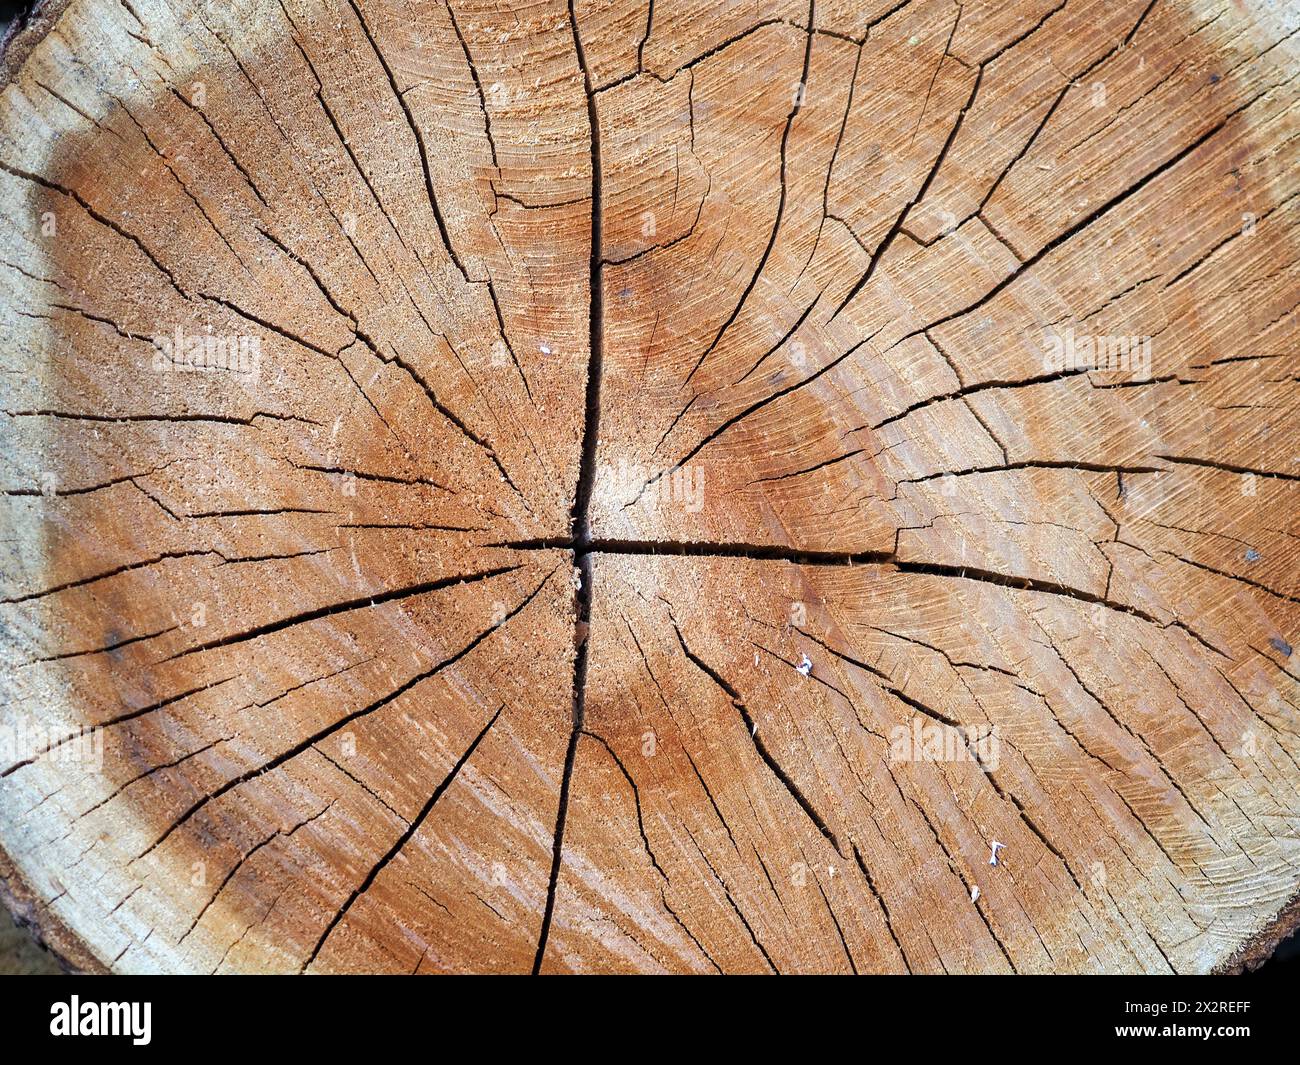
[0,0,1297,974]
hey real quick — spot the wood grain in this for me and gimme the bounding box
[0,0,1296,973]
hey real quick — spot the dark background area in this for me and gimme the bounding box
[0,1,32,35]
[1253,925,1298,974]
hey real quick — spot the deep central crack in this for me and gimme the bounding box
[524,1,1228,959]
[532,1,604,973]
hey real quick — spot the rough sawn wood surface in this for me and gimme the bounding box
[0,0,1297,973]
